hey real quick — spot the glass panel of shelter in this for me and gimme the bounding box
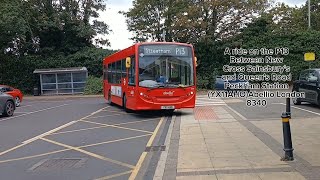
[41,72,87,95]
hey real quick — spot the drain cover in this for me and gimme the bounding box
[29,158,87,171]
[145,145,166,152]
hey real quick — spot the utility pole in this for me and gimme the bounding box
[308,0,311,29]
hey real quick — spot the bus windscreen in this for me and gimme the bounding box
[138,44,194,88]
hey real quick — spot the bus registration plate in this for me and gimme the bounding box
[161,106,175,109]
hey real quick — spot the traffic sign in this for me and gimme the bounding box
[304,52,315,61]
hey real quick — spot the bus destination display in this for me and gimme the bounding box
[139,45,190,57]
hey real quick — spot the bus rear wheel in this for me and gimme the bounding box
[107,91,113,105]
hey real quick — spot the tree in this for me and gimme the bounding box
[121,0,184,42]
[122,0,272,43]
[0,0,31,56]
[264,0,320,33]
[0,0,111,56]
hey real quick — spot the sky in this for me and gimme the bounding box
[100,0,308,50]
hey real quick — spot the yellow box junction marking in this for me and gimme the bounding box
[80,120,154,134]
[94,170,132,180]
[51,118,159,135]
[0,134,151,164]
[40,137,135,169]
[0,107,108,157]
[128,116,164,180]
[86,114,123,119]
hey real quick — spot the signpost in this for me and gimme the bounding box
[304,52,315,61]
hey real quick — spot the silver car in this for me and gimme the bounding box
[0,92,15,117]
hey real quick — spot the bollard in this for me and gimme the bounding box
[286,98,291,118]
[281,112,294,161]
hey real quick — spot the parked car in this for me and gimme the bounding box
[0,92,15,117]
[0,85,23,107]
[292,68,320,106]
[215,76,250,91]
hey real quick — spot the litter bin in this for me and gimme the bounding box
[33,87,39,96]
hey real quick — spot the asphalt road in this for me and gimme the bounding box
[0,97,168,180]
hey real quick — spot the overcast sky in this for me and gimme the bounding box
[100,0,307,50]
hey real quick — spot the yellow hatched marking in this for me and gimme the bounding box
[0,134,151,164]
[0,144,28,157]
[80,134,151,148]
[80,120,153,134]
[40,137,135,169]
[0,107,107,157]
[0,149,69,164]
[94,170,132,180]
[128,117,164,180]
[50,126,109,135]
[86,114,123,119]
[51,118,159,135]
[101,109,128,114]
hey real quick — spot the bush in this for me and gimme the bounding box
[0,47,115,94]
[84,76,103,95]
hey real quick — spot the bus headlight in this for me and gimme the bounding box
[186,91,194,97]
[140,92,151,99]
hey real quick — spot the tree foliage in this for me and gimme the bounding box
[0,0,30,55]
[265,0,320,33]
[0,0,113,93]
[0,0,110,56]
[122,0,271,43]
[196,17,320,89]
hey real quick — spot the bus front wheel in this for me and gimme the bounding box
[123,94,132,113]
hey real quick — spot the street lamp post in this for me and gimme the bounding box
[308,0,311,29]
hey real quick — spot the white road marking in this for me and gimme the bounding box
[196,95,226,106]
[0,104,69,122]
[275,103,320,116]
[18,105,32,107]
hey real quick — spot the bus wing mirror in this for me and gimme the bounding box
[126,57,131,68]
[195,57,198,67]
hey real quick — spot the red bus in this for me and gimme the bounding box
[103,42,197,112]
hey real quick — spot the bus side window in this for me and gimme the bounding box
[129,56,135,85]
[111,62,116,84]
[103,65,108,80]
[121,59,127,79]
[116,61,121,84]
[107,64,112,82]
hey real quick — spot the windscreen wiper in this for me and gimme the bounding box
[146,83,165,91]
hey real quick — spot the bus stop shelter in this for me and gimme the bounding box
[33,67,88,95]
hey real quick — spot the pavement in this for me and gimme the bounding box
[155,94,320,180]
